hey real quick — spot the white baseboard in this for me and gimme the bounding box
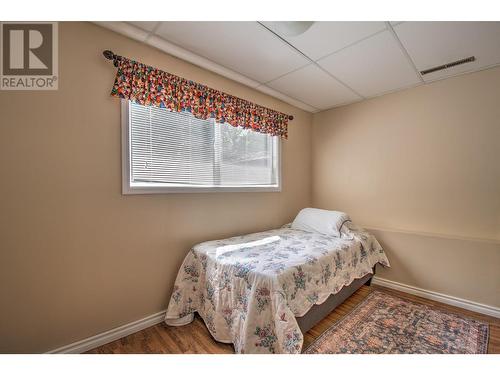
[46,310,167,354]
[372,276,500,319]
[46,277,500,353]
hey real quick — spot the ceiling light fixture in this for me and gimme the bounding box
[266,21,314,37]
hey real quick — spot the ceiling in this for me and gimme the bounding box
[96,21,500,113]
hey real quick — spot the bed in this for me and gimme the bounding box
[165,209,390,354]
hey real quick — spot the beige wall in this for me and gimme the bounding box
[371,229,500,307]
[312,67,500,307]
[0,22,313,353]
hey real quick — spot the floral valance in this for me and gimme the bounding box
[107,53,291,138]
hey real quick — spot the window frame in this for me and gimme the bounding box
[121,100,282,194]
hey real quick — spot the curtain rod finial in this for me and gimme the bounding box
[288,115,294,121]
[103,50,115,60]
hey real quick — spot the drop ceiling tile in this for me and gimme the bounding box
[154,21,309,83]
[263,21,387,61]
[127,21,158,32]
[266,64,361,109]
[317,30,421,97]
[394,21,500,82]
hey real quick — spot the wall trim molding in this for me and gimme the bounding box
[372,276,500,318]
[46,310,167,354]
[363,225,500,245]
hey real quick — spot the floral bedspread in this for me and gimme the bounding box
[165,223,390,354]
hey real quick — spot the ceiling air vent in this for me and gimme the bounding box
[420,56,476,76]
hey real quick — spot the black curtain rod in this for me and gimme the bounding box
[103,50,117,60]
[103,50,119,65]
[102,49,116,60]
[102,49,294,121]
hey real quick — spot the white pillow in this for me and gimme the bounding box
[291,208,351,237]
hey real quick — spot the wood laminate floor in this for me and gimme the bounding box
[86,285,500,354]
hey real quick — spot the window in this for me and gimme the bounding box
[122,100,281,194]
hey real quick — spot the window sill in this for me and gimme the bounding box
[122,184,282,194]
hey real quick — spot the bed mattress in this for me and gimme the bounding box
[165,223,389,353]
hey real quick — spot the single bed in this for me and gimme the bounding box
[165,211,390,354]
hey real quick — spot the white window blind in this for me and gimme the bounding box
[123,101,280,193]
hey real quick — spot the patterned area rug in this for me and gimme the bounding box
[305,290,489,354]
